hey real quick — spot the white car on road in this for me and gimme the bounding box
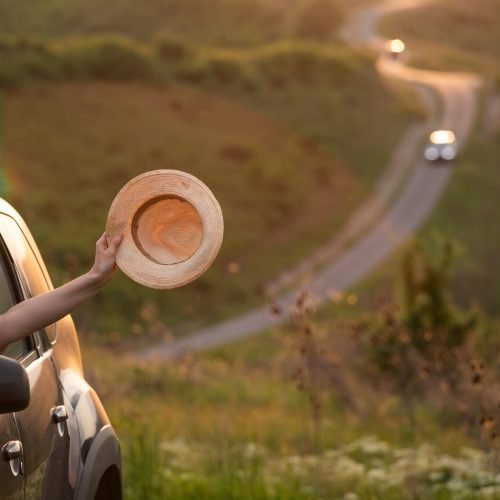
[384,39,406,60]
[424,130,457,162]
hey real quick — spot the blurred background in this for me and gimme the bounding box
[0,0,499,497]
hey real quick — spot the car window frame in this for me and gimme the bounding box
[0,233,39,366]
[0,213,58,351]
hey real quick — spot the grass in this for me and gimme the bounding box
[83,330,475,455]
[82,323,500,499]
[418,130,500,316]
[0,0,294,45]
[379,0,500,84]
[1,42,417,337]
[0,0,370,46]
[335,88,500,322]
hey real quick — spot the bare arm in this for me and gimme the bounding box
[0,233,122,352]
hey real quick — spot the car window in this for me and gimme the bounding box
[0,215,57,345]
[0,239,26,359]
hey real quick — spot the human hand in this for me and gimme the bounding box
[89,232,123,287]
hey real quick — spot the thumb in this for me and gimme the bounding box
[108,234,123,255]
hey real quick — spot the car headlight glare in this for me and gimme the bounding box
[441,146,456,160]
[424,147,439,161]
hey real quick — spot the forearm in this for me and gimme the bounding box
[0,232,121,353]
[0,270,105,346]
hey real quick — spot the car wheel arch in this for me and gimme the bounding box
[75,425,122,500]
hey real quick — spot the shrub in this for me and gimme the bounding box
[253,43,362,87]
[205,55,249,85]
[155,33,196,62]
[0,37,63,88]
[60,36,156,80]
[173,58,211,84]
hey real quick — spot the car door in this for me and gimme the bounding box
[0,213,72,499]
[0,242,26,500]
[0,413,24,500]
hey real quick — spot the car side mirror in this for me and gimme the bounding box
[0,355,30,413]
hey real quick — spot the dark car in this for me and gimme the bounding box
[0,198,122,499]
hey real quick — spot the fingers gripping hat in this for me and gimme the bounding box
[106,170,224,289]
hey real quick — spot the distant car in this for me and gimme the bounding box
[384,38,405,60]
[424,129,457,162]
[0,198,122,500]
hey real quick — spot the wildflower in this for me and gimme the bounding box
[343,493,358,500]
[367,468,386,481]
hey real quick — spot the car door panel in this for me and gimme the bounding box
[0,214,72,498]
[0,200,121,499]
[0,413,24,500]
[17,353,72,500]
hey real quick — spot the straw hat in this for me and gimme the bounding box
[106,170,224,289]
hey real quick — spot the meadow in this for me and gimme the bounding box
[1,0,499,498]
[369,0,500,318]
[1,39,417,336]
[379,0,500,84]
[85,250,500,498]
[0,0,371,45]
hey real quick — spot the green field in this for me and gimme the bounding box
[0,0,372,45]
[379,0,500,83]
[419,126,500,315]
[1,39,417,337]
[1,1,500,498]
[84,296,500,498]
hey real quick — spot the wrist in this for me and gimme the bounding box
[85,268,109,290]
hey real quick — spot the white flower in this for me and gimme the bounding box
[243,442,266,460]
[445,478,465,492]
[367,468,386,482]
[343,493,358,500]
[345,436,390,457]
[334,456,365,479]
[428,471,446,483]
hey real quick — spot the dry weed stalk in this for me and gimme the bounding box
[271,289,358,451]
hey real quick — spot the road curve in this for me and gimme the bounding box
[138,0,481,361]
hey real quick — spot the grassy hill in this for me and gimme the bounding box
[379,0,500,84]
[2,49,416,336]
[0,0,370,46]
[369,0,500,319]
[0,0,420,337]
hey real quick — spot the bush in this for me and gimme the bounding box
[155,33,196,62]
[0,34,371,92]
[253,43,362,87]
[60,36,156,80]
[205,56,250,86]
[173,58,211,84]
[0,37,63,88]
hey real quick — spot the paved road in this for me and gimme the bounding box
[138,0,481,361]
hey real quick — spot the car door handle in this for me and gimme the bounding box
[2,440,23,461]
[2,441,24,477]
[51,405,68,423]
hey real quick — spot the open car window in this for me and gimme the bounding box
[0,236,27,359]
[0,214,57,348]
[0,213,58,359]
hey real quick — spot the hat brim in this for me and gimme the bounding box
[106,170,224,289]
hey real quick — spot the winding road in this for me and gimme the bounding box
[138,0,481,361]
